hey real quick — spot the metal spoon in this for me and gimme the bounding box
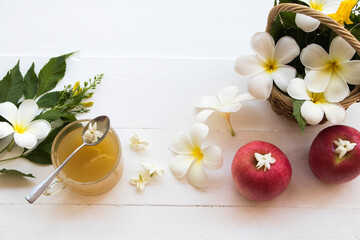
[25,115,110,204]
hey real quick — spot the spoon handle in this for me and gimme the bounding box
[25,143,86,204]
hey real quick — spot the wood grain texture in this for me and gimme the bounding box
[0,0,360,239]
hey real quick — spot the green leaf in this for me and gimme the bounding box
[23,63,39,99]
[37,91,61,108]
[0,61,24,104]
[25,150,52,165]
[36,52,75,98]
[293,99,307,132]
[0,168,35,178]
[280,12,297,29]
[34,109,63,122]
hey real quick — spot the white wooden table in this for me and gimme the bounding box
[1,0,360,239]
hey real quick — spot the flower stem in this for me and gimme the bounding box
[0,139,15,155]
[222,113,235,137]
[0,155,23,163]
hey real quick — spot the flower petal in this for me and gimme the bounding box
[337,61,360,85]
[195,110,215,122]
[14,132,37,149]
[217,86,238,106]
[0,102,17,125]
[295,13,320,32]
[300,44,331,69]
[196,96,220,110]
[324,72,350,102]
[26,120,51,139]
[172,131,193,154]
[189,123,209,148]
[287,78,311,100]
[301,101,324,125]
[233,93,255,102]
[17,100,39,127]
[321,103,346,124]
[273,36,300,64]
[247,72,273,100]
[170,154,195,178]
[250,32,275,62]
[202,146,223,170]
[330,36,355,63]
[0,122,14,138]
[218,103,242,113]
[305,69,332,93]
[187,161,209,188]
[272,65,297,92]
[234,55,265,77]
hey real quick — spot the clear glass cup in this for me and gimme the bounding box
[50,119,123,196]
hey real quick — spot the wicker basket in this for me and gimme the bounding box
[266,3,360,122]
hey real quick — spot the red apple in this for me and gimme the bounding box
[309,125,360,184]
[231,141,292,201]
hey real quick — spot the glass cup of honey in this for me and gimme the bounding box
[50,119,123,196]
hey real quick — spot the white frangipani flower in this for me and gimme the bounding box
[0,100,51,149]
[255,153,276,171]
[83,122,103,143]
[300,36,360,102]
[235,32,300,100]
[170,123,223,188]
[287,78,345,125]
[141,163,164,177]
[295,0,341,32]
[334,138,357,159]
[196,86,254,136]
[129,133,149,151]
[130,169,150,191]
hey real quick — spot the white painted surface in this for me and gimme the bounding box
[0,0,360,239]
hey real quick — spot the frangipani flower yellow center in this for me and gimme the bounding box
[311,92,326,104]
[328,0,357,25]
[192,146,204,162]
[310,1,324,11]
[264,59,278,73]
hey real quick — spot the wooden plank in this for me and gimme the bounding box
[0,0,272,59]
[0,204,359,240]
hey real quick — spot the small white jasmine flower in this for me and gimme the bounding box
[129,133,149,151]
[254,152,276,171]
[287,78,345,125]
[0,100,51,149]
[334,138,357,159]
[130,169,151,191]
[170,123,223,188]
[196,86,254,136]
[83,122,103,143]
[300,36,360,102]
[235,32,300,100]
[141,163,164,177]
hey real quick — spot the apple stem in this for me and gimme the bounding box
[223,113,235,137]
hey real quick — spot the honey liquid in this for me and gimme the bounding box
[55,127,119,183]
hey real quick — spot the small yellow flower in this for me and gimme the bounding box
[73,88,82,96]
[72,81,80,92]
[82,102,93,107]
[328,0,357,25]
